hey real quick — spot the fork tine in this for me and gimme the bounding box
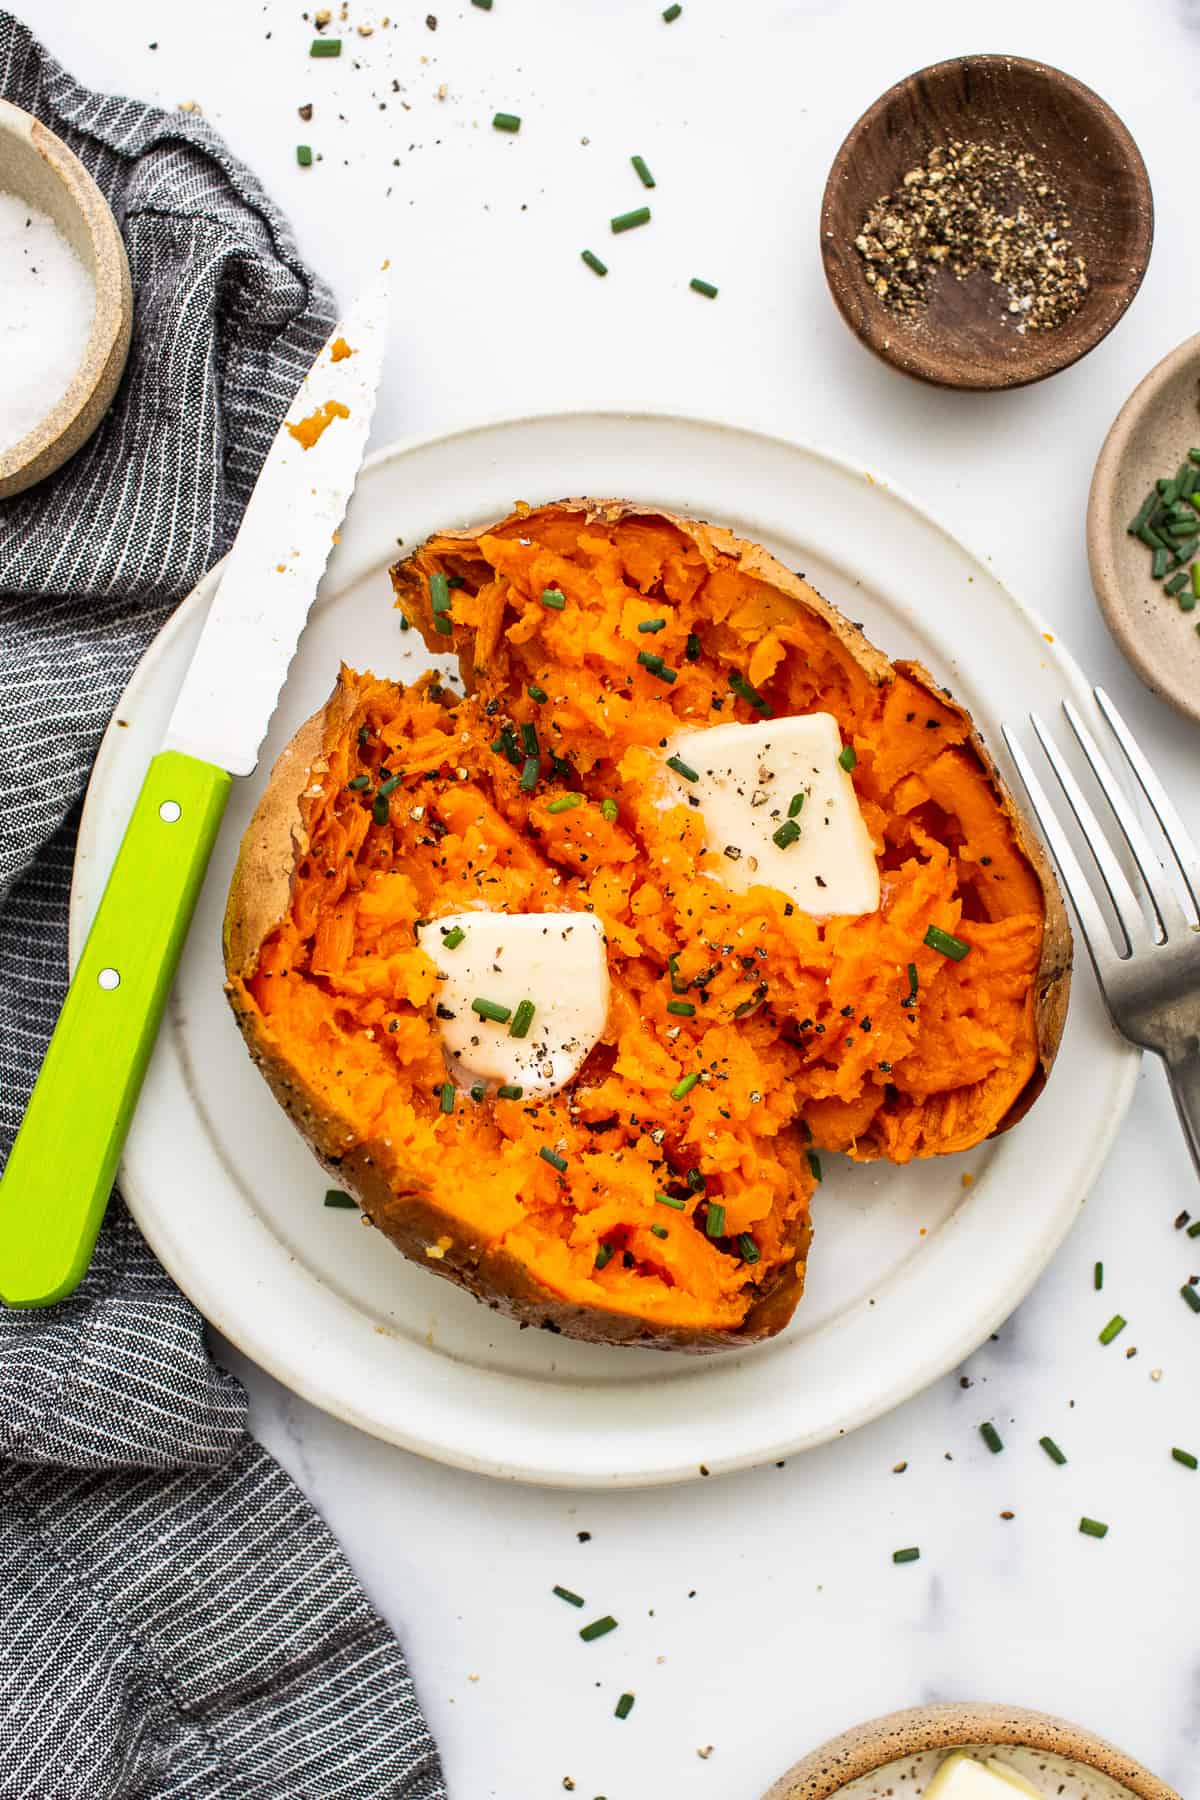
[1093,686,1200,923]
[1001,724,1126,987]
[1028,712,1151,952]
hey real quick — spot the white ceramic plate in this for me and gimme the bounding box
[72,412,1137,1489]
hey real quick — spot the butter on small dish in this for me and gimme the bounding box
[926,1752,1044,1798]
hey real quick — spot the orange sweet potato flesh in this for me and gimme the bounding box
[224,500,1069,1353]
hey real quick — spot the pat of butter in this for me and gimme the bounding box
[418,911,608,1096]
[661,713,879,917]
[925,1753,1044,1798]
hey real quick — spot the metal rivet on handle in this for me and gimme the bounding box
[159,801,181,823]
[97,968,121,991]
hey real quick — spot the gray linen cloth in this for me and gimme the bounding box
[0,15,446,1798]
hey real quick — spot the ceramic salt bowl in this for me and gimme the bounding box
[0,97,132,499]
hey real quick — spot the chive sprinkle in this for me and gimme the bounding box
[377,774,402,798]
[528,683,549,703]
[546,792,584,814]
[540,1145,568,1173]
[705,1201,726,1238]
[892,1547,920,1564]
[807,1150,822,1181]
[668,953,689,994]
[540,588,566,611]
[441,926,466,948]
[1099,1314,1126,1344]
[472,997,512,1023]
[685,632,701,661]
[296,144,314,167]
[348,773,370,790]
[601,797,619,822]
[324,1189,357,1209]
[650,1224,669,1240]
[611,206,651,233]
[506,999,535,1040]
[497,1083,524,1100]
[729,670,770,713]
[1189,1220,1200,1238]
[905,963,919,1004]
[663,3,682,18]
[666,755,700,782]
[581,249,608,277]
[579,1615,618,1642]
[372,793,391,825]
[787,792,805,818]
[439,1082,455,1114]
[686,1168,705,1191]
[1039,1435,1067,1465]
[615,1693,635,1720]
[1173,1447,1199,1470]
[631,154,656,189]
[980,1422,1004,1454]
[470,1084,485,1103]
[638,618,667,633]
[520,755,540,792]
[637,650,677,683]
[1094,1261,1103,1290]
[1079,1517,1109,1539]
[671,1072,700,1100]
[772,819,801,850]
[838,744,857,772]
[667,999,695,1016]
[924,923,971,961]
[655,1192,686,1210]
[690,277,718,298]
[492,111,521,132]
[430,571,451,614]
[738,1233,760,1264]
[553,1585,585,1607]
[520,721,539,756]
[310,36,341,55]
[594,1243,614,1270]
[1182,1283,1200,1314]
[433,614,453,636]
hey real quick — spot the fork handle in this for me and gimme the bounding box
[1165,1044,1200,1179]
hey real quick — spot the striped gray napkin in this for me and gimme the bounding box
[0,14,446,1797]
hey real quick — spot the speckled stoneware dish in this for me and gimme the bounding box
[0,97,131,500]
[1088,333,1200,725]
[762,1703,1179,1800]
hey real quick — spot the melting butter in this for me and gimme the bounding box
[926,1753,1044,1798]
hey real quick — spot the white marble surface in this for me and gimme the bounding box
[34,0,1200,1794]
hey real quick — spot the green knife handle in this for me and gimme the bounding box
[0,750,230,1308]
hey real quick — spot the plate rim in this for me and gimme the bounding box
[74,407,1139,1488]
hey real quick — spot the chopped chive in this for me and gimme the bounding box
[905,962,919,1003]
[1176,537,1199,564]
[439,1081,455,1114]
[838,744,857,772]
[324,1189,357,1209]
[540,1145,568,1173]
[611,206,651,233]
[690,277,718,298]
[666,754,700,782]
[520,754,540,792]
[685,632,702,661]
[579,1615,618,1642]
[1153,547,1171,580]
[470,1083,485,1103]
[1079,1516,1109,1539]
[510,998,536,1038]
[772,819,802,850]
[636,650,677,682]
[1039,1435,1067,1465]
[1183,590,1199,613]
[492,111,521,132]
[671,1072,700,1100]
[662,2,682,18]
[1193,563,1200,601]
[1094,1260,1103,1290]
[1182,1283,1200,1313]
[1128,489,1158,534]
[924,923,970,961]
[1173,1447,1199,1470]
[528,683,549,703]
[441,926,466,948]
[601,797,619,823]
[546,792,584,814]
[615,1692,635,1720]
[497,1083,524,1099]
[581,249,608,277]
[553,1585,585,1607]
[631,154,656,189]
[637,618,667,633]
[472,997,512,1023]
[310,36,341,55]
[650,1223,669,1240]
[594,1243,614,1270]
[377,774,402,798]
[729,670,770,713]
[1159,476,1181,501]
[667,999,696,1016]
[656,1192,686,1210]
[348,773,370,790]
[738,1233,760,1264]
[667,953,689,995]
[892,1546,920,1564]
[520,725,539,760]
[372,793,391,825]
[296,144,314,167]
[1189,1220,1200,1238]
[430,571,451,614]
[807,1150,822,1181]
[540,587,566,609]
[686,1168,705,1192]
[705,1201,726,1237]
[447,575,465,589]
[433,615,453,636]
[980,1422,1004,1455]
[787,792,805,819]
[495,727,520,766]
[1099,1313,1126,1344]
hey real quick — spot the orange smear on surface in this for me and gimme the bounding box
[287,398,351,450]
[330,337,355,362]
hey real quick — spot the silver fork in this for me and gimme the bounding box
[1002,687,1200,1177]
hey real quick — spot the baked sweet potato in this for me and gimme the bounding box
[224,500,1070,1353]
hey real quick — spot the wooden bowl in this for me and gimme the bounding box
[0,98,132,499]
[1088,332,1200,725]
[820,55,1153,390]
[762,1702,1179,1800]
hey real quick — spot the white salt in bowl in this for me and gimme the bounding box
[0,97,131,499]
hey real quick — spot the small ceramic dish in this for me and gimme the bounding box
[0,98,132,500]
[1088,333,1200,725]
[820,55,1153,390]
[762,1703,1179,1799]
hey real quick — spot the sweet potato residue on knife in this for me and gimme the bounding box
[330,337,355,362]
[287,398,350,450]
